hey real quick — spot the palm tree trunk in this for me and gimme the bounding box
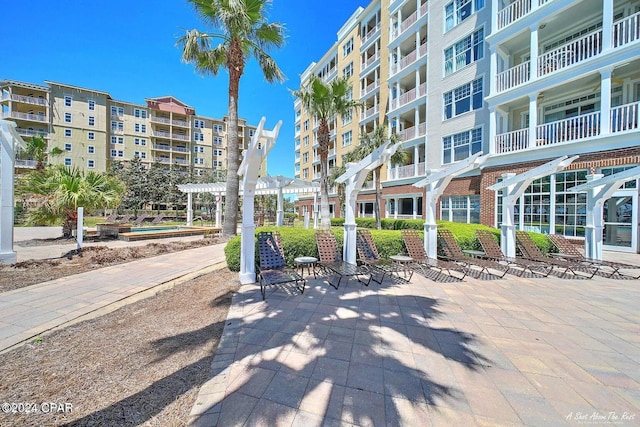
[318,119,331,229]
[223,39,244,237]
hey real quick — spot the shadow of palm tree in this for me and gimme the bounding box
[193,274,494,426]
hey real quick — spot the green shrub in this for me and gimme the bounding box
[330,218,345,227]
[355,217,376,229]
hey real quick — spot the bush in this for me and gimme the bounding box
[330,218,345,227]
[223,222,556,271]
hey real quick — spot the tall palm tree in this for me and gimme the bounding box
[19,166,124,237]
[292,76,362,229]
[178,0,285,237]
[23,135,63,171]
[354,126,409,229]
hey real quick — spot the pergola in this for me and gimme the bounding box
[0,120,25,264]
[413,153,486,259]
[335,140,402,264]
[177,176,320,227]
[488,155,579,258]
[568,166,640,260]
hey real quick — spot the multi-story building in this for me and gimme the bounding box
[294,0,640,254]
[1,79,260,177]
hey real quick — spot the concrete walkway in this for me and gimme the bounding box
[189,259,640,426]
[0,240,227,353]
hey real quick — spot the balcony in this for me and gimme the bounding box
[538,29,602,77]
[361,52,380,71]
[174,158,188,165]
[387,162,426,181]
[150,115,171,124]
[172,119,189,128]
[390,44,426,75]
[494,103,639,154]
[390,83,427,110]
[614,11,640,47]
[391,3,427,41]
[360,105,379,121]
[155,157,171,164]
[173,146,188,153]
[153,130,171,138]
[399,122,426,142]
[16,128,48,139]
[153,144,171,151]
[5,94,47,106]
[15,159,38,169]
[361,23,380,46]
[496,62,530,92]
[497,0,532,31]
[172,133,189,141]
[4,111,47,122]
[361,80,379,98]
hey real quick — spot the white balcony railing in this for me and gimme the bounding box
[153,144,171,151]
[399,122,426,142]
[400,10,418,33]
[151,116,170,124]
[360,105,379,121]
[154,130,171,138]
[496,61,530,93]
[6,111,47,122]
[495,129,529,154]
[9,94,47,106]
[15,159,39,169]
[538,29,602,76]
[155,157,171,164]
[361,23,381,45]
[172,119,189,127]
[172,133,189,141]
[173,146,188,153]
[536,111,601,145]
[361,52,380,70]
[361,80,379,97]
[497,0,531,30]
[611,101,640,133]
[16,128,48,138]
[388,162,425,180]
[614,11,640,47]
[328,147,336,157]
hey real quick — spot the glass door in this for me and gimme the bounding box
[603,191,637,252]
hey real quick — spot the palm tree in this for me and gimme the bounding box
[178,0,285,237]
[23,135,63,171]
[19,166,124,237]
[292,76,362,229]
[353,126,409,229]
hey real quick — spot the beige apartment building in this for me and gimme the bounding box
[294,0,640,253]
[1,79,260,177]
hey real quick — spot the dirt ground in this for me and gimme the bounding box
[0,238,241,426]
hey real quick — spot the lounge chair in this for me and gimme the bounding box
[116,214,132,224]
[257,231,305,300]
[104,213,117,223]
[132,214,148,226]
[547,234,640,279]
[515,231,599,279]
[401,229,467,281]
[437,229,509,278]
[355,229,392,285]
[151,214,164,225]
[475,230,553,277]
[315,230,370,289]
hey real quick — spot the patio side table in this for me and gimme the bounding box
[390,255,414,281]
[294,256,318,278]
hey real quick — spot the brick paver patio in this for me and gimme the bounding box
[190,265,640,426]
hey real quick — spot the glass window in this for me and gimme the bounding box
[88,160,95,168]
[88,146,95,154]
[444,28,484,76]
[88,100,95,110]
[343,62,353,78]
[88,116,95,126]
[88,132,95,140]
[444,0,485,32]
[343,37,353,57]
[444,78,483,119]
[64,96,72,107]
[64,113,72,123]
[442,127,482,164]
[64,143,72,151]
[601,166,638,189]
[64,158,71,166]
[342,130,352,147]
[65,129,72,138]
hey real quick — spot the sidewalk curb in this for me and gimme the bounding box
[0,261,227,355]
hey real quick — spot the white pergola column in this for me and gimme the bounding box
[313,191,319,229]
[394,198,399,219]
[276,187,284,226]
[414,145,419,176]
[412,197,418,219]
[215,193,222,228]
[569,167,640,260]
[600,67,613,135]
[488,156,579,258]
[602,0,613,51]
[238,118,282,285]
[414,153,486,258]
[0,120,24,264]
[337,141,401,264]
[186,192,193,226]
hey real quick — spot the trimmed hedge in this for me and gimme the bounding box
[223,222,556,271]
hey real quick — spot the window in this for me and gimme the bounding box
[343,62,353,78]
[111,136,124,144]
[444,28,484,76]
[441,195,480,223]
[194,146,205,153]
[601,166,638,189]
[343,37,353,57]
[64,158,72,166]
[65,129,72,137]
[134,138,147,146]
[64,112,72,123]
[249,129,255,137]
[444,0,485,32]
[303,120,309,131]
[303,152,309,163]
[213,149,223,156]
[442,127,482,164]
[342,109,353,125]
[88,116,95,126]
[444,78,483,119]
[303,136,309,147]
[134,108,147,119]
[213,124,224,132]
[193,132,204,141]
[88,159,95,168]
[303,168,309,179]
[342,130,352,147]
[194,119,205,128]
[213,137,223,145]
[111,106,124,116]
[134,151,147,159]
[193,158,204,165]
[88,132,95,140]
[111,121,124,132]
[64,96,72,107]
[64,143,72,151]
[88,100,95,110]
[88,146,95,154]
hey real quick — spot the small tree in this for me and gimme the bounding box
[19,166,124,237]
[23,135,63,171]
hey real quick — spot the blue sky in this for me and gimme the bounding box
[0,0,366,177]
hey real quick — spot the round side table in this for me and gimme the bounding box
[294,256,318,278]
